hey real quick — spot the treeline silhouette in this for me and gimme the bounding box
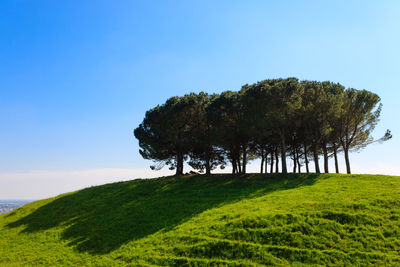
[134,78,391,175]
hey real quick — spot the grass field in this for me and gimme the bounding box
[1,173,399,266]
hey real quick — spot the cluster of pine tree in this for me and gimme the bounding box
[134,78,391,175]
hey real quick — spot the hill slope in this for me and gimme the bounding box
[1,173,399,266]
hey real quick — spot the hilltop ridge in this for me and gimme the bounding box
[1,173,399,266]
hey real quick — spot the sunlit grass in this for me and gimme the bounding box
[0,173,399,266]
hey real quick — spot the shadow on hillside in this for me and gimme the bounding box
[6,173,320,254]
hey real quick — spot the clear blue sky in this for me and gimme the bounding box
[1,1,399,199]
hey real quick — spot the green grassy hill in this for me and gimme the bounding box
[1,174,399,266]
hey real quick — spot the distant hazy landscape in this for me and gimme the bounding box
[0,200,32,215]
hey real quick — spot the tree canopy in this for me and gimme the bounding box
[134,78,391,175]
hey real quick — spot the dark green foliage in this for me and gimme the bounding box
[338,89,384,173]
[134,78,391,175]
[207,91,250,174]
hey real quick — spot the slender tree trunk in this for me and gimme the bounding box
[312,143,320,173]
[322,141,329,173]
[281,137,287,174]
[260,149,264,174]
[242,145,247,174]
[230,152,236,174]
[275,149,279,173]
[270,151,274,173]
[344,148,351,174]
[304,143,309,173]
[292,149,297,173]
[176,152,184,175]
[297,159,301,173]
[333,144,339,174]
[176,154,180,175]
[237,155,242,174]
[264,151,269,174]
[179,153,184,175]
[297,150,301,173]
[205,151,211,175]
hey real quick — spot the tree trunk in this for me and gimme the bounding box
[232,159,236,174]
[281,137,287,174]
[205,151,211,175]
[179,154,184,175]
[237,155,242,174]
[264,151,269,174]
[292,149,297,173]
[297,150,301,173]
[297,159,301,173]
[304,143,309,173]
[322,141,329,173]
[312,143,320,173]
[242,145,247,174]
[260,149,264,174]
[270,151,274,173]
[275,149,279,173]
[344,148,351,174]
[333,144,339,174]
[176,152,184,175]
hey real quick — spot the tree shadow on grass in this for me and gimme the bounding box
[6,173,321,255]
